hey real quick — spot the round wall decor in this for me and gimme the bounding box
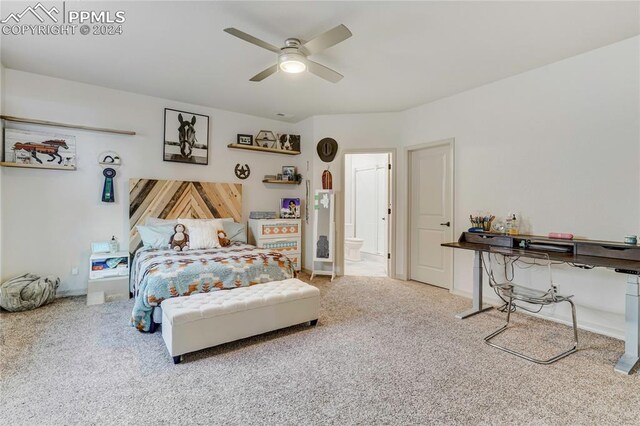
[235,163,251,179]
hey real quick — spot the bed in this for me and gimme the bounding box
[130,243,294,331]
[129,179,294,332]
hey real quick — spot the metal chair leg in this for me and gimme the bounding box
[484,298,578,365]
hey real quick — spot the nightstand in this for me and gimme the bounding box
[87,251,130,305]
[248,219,302,272]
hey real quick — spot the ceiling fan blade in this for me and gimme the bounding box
[250,64,278,82]
[303,24,352,55]
[224,28,280,53]
[307,60,343,83]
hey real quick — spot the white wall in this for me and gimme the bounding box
[399,36,640,338]
[1,70,307,295]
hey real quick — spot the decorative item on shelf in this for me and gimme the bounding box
[277,134,301,152]
[276,174,283,181]
[280,198,301,219]
[163,108,209,165]
[3,128,76,170]
[256,130,277,148]
[624,235,638,245]
[282,165,296,181]
[234,163,251,179]
[98,151,121,166]
[469,214,494,232]
[237,134,253,146]
[322,168,333,190]
[98,151,121,203]
[264,175,277,181]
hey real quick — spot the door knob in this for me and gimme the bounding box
[440,221,451,227]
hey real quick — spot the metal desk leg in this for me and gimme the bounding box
[614,275,640,375]
[455,250,493,319]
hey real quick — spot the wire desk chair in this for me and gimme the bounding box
[483,247,578,364]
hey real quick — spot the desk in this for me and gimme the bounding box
[442,233,640,375]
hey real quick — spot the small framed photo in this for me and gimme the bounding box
[282,166,296,181]
[277,134,301,152]
[237,134,253,146]
[281,198,301,219]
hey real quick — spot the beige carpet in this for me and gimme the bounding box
[1,275,639,425]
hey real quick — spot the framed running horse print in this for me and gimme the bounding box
[3,128,77,169]
[163,108,210,165]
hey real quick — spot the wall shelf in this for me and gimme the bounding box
[262,179,301,185]
[228,143,300,155]
[0,115,136,136]
[0,162,76,171]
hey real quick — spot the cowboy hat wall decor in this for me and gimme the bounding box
[316,137,338,163]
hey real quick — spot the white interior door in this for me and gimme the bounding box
[355,167,377,254]
[376,165,387,257]
[410,144,453,288]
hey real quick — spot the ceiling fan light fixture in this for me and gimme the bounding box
[279,52,307,74]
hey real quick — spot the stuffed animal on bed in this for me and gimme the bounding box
[217,230,231,247]
[170,224,189,251]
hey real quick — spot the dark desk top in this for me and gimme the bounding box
[442,241,640,273]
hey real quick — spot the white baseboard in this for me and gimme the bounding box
[56,289,86,298]
[449,288,624,340]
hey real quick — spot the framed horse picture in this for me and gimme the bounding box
[163,108,210,165]
[3,128,76,169]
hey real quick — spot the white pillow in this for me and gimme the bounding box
[178,219,225,250]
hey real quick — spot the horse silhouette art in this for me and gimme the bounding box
[13,139,69,164]
[177,113,198,158]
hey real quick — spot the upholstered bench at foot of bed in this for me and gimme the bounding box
[161,278,320,364]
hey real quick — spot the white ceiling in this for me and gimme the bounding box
[1,1,638,122]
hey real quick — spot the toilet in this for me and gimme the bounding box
[345,238,365,262]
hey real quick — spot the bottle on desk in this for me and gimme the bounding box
[109,236,119,253]
[506,214,519,236]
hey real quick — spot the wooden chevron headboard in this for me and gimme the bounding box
[129,179,242,252]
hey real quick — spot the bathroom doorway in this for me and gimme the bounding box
[343,152,391,277]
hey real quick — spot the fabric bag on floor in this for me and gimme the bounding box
[0,273,60,312]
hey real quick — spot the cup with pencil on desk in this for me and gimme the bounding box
[469,214,495,233]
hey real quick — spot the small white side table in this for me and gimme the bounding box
[87,251,130,305]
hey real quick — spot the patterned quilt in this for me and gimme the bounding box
[130,243,294,331]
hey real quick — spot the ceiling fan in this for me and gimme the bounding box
[223,24,352,83]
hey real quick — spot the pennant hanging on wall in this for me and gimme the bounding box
[102,168,116,202]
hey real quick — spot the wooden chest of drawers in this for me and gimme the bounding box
[248,219,302,272]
